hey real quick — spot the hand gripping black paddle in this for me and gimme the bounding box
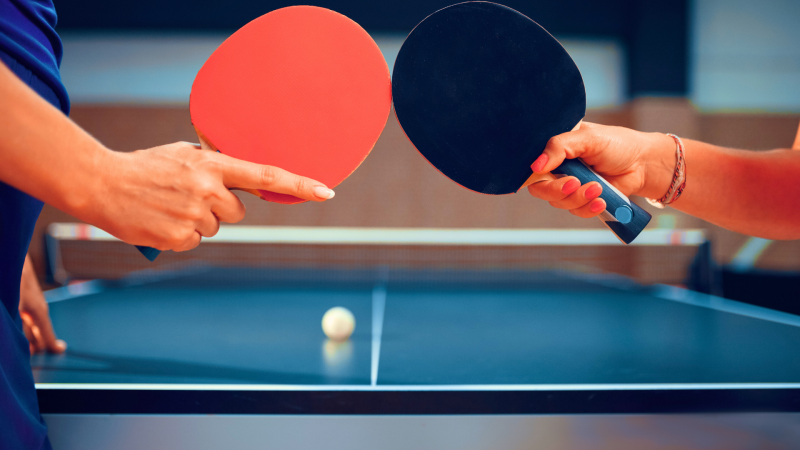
[392,2,651,243]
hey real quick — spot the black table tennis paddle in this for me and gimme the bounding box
[392,1,651,244]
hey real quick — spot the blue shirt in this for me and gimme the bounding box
[0,0,69,114]
[0,1,69,448]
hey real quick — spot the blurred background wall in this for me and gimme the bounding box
[29,0,800,282]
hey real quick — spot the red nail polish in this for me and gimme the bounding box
[585,184,602,199]
[562,179,580,194]
[531,154,548,172]
[590,200,605,213]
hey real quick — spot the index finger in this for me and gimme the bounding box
[217,153,335,202]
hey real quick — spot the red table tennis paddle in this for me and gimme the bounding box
[136,6,392,261]
[392,2,651,244]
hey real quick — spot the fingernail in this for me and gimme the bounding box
[314,186,335,199]
[585,184,602,199]
[590,199,605,213]
[562,179,580,194]
[56,340,67,351]
[531,154,548,173]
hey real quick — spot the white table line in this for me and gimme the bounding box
[371,284,387,386]
[47,223,707,246]
[35,383,800,391]
[653,284,800,328]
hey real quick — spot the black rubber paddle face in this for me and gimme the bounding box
[393,2,586,195]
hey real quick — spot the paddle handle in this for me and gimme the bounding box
[552,159,651,244]
[133,131,273,262]
[133,131,240,262]
[524,158,652,244]
[136,245,161,261]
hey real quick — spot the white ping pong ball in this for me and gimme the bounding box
[322,307,356,342]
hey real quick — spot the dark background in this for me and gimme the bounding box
[53,0,688,97]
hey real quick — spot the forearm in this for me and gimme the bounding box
[0,61,108,217]
[642,135,800,240]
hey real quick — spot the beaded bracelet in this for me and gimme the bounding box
[646,133,686,209]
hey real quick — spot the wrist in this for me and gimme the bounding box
[639,132,679,199]
[63,143,116,220]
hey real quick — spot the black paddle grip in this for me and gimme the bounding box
[136,246,161,261]
[552,159,651,244]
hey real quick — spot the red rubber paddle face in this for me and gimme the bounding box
[191,6,392,204]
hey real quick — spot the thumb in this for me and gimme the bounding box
[531,121,598,174]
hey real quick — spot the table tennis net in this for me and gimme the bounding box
[44,223,705,287]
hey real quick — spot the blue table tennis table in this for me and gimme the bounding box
[33,265,800,448]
